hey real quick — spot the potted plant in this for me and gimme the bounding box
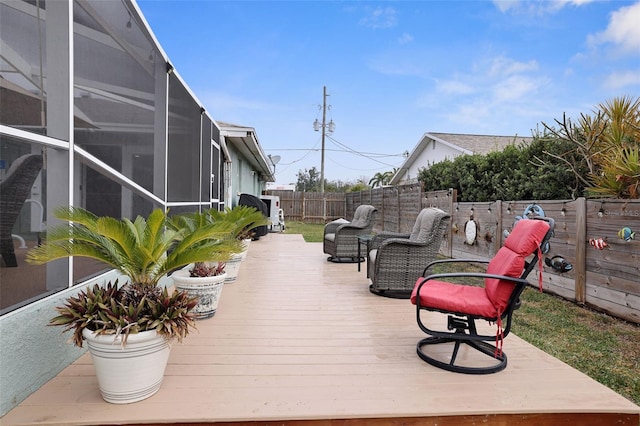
[168,212,240,318]
[206,206,268,280]
[170,262,227,319]
[26,206,236,404]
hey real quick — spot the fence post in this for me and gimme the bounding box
[496,199,503,249]
[575,197,587,304]
[323,196,327,222]
[446,188,454,258]
[397,187,401,231]
[302,192,306,222]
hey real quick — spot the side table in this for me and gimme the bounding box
[356,234,374,272]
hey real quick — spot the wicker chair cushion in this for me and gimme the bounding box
[485,219,550,312]
[409,208,445,242]
[368,249,377,265]
[325,233,335,242]
[351,205,376,228]
[410,280,497,318]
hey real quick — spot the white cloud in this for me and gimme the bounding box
[603,70,640,89]
[488,57,539,77]
[492,75,542,102]
[492,0,519,13]
[493,0,596,15]
[420,52,552,135]
[359,6,397,29]
[588,2,640,54]
[398,33,413,45]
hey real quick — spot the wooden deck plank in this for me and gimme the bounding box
[2,233,638,426]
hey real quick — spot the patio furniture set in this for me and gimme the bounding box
[323,204,555,374]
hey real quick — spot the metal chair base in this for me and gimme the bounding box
[416,336,507,375]
[326,256,360,263]
[368,285,411,299]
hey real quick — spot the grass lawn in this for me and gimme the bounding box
[285,221,640,406]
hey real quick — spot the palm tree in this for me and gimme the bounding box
[368,169,397,188]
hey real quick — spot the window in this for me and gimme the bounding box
[0,1,49,136]
[74,0,165,200]
[0,0,218,314]
[0,136,69,314]
[167,75,202,202]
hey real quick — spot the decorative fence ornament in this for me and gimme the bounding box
[545,255,573,273]
[463,215,478,245]
[617,227,635,242]
[505,204,550,253]
[589,237,609,250]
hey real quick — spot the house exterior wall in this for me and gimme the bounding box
[395,139,464,184]
[224,141,267,208]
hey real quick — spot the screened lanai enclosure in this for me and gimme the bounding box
[0,0,229,312]
[0,1,274,416]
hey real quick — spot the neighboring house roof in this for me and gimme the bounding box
[390,132,533,185]
[428,132,531,155]
[217,121,275,182]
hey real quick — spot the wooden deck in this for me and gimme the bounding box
[3,233,639,426]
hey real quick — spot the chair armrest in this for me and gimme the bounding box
[337,222,369,232]
[324,218,349,235]
[421,258,490,277]
[369,232,410,251]
[335,224,370,238]
[379,238,426,250]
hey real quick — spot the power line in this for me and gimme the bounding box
[267,147,405,157]
[325,134,397,167]
[326,155,406,173]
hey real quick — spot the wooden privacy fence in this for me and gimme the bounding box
[266,184,639,324]
[265,190,345,224]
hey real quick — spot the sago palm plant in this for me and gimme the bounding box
[168,210,241,276]
[206,205,268,241]
[26,206,241,346]
[27,207,239,286]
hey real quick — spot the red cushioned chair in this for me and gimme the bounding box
[411,217,554,374]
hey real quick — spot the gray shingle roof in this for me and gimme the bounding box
[428,132,533,155]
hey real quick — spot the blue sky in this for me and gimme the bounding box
[136,0,640,186]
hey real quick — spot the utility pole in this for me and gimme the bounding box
[313,86,334,193]
[320,86,327,193]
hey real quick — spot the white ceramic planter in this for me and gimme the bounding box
[82,328,171,404]
[171,269,226,319]
[224,253,243,283]
[239,238,251,261]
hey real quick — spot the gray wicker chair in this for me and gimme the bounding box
[0,154,43,267]
[367,207,450,298]
[323,204,378,262]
